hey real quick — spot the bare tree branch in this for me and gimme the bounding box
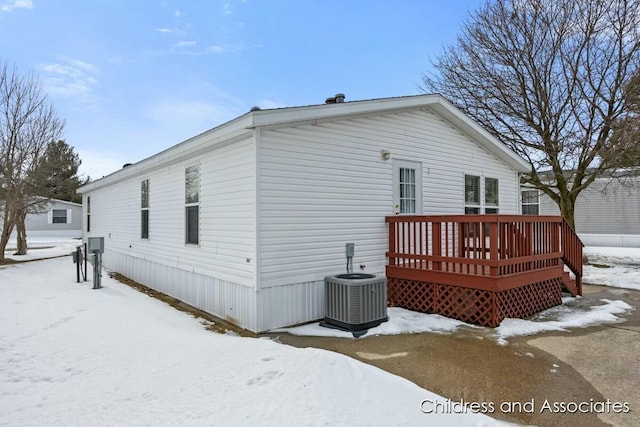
[423,0,640,227]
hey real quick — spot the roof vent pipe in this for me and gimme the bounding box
[335,93,345,103]
[325,97,336,104]
[250,106,261,111]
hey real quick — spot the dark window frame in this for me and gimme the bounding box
[52,209,67,224]
[185,165,200,245]
[141,179,149,239]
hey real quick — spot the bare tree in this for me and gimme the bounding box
[0,62,64,260]
[603,71,640,169]
[422,0,640,228]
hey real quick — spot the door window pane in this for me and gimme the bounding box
[399,167,417,214]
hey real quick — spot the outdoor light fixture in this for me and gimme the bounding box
[380,149,391,160]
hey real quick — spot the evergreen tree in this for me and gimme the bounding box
[36,140,85,203]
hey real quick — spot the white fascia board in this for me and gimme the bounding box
[25,196,81,207]
[49,199,82,207]
[78,114,254,193]
[249,94,444,128]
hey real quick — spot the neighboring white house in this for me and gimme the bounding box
[521,175,640,247]
[2,199,83,240]
[78,94,530,332]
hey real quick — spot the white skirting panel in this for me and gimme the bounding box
[579,234,640,248]
[104,251,258,331]
[256,280,325,332]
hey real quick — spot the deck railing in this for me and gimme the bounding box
[385,214,583,293]
[560,220,584,294]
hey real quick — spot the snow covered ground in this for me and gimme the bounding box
[583,246,640,290]
[0,242,637,425]
[3,237,80,262]
[1,254,507,426]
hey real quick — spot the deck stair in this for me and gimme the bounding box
[561,271,578,296]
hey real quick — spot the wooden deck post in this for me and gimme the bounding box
[389,221,396,266]
[489,221,499,276]
[457,221,464,258]
[433,221,441,271]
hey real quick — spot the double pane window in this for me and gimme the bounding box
[185,165,200,244]
[522,190,540,215]
[52,209,67,224]
[141,179,149,239]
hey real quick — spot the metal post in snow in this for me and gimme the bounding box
[92,251,102,289]
[75,246,82,283]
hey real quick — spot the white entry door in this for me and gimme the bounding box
[392,160,422,215]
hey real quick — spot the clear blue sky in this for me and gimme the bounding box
[0,0,484,178]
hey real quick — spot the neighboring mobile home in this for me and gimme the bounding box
[1,199,83,240]
[78,94,530,332]
[521,174,640,247]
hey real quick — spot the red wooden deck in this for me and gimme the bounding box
[385,215,583,327]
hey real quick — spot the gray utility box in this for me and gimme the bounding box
[324,273,388,332]
[87,237,104,253]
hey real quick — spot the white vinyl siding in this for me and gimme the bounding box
[258,109,520,290]
[84,138,256,290]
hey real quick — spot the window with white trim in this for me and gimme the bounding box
[185,165,200,245]
[52,209,68,224]
[464,175,481,214]
[484,177,499,214]
[141,179,149,239]
[522,189,540,215]
[87,197,91,232]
